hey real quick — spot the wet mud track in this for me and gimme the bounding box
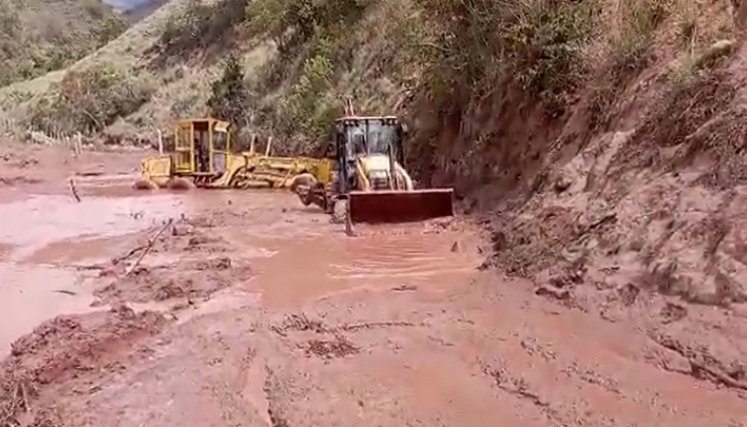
[1,148,747,426]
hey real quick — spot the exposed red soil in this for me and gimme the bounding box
[0,305,165,426]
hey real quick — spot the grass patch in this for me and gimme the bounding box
[27,63,154,135]
[156,0,247,61]
[416,0,596,113]
[588,0,673,129]
[244,0,372,143]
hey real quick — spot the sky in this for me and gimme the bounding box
[102,0,153,11]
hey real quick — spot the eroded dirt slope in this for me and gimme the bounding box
[470,41,747,394]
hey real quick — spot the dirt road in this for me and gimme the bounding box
[1,144,746,427]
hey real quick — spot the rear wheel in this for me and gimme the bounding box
[166,177,195,191]
[133,178,158,191]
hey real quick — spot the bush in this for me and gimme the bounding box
[91,14,128,46]
[244,0,371,140]
[277,52,334,137]
[82,0,107,19]
[505,1,595,98]
[609,0,672,75]
[588,0,672,129]
[0,0,19,37]
[207,54,251,126]
[0,0,127,87]
[416,0,596,108]
[159,0,246,55]
[28,63,154,135]
[245,0,370,52]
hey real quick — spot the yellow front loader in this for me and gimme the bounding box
[135,118,332,190]
[292,114,455,224]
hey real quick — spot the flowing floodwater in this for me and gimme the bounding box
[0,175,480,354]
[0,175,186,353]
[246,229,481,308]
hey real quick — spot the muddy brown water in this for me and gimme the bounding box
[0,174,479,354]
[248,230,479,308]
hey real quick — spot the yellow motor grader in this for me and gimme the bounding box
[135,117,332,190]
[292,113,454,224]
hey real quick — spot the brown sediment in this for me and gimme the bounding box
[0,143,745,426]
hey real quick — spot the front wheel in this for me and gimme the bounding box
[289,173,317,192]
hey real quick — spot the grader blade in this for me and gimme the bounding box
[347,189,454,224]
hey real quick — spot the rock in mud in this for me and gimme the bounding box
[660,302,688,324]
[535,284,571,300]
[196,257,232,271]
[171,224,193,237]
[305,336,359,359]
[618,283,640,306]
[553,175,572,193]
[155,281,186,301]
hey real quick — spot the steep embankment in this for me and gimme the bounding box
[426,0,747,387]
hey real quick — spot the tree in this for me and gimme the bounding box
[207,54,250,126]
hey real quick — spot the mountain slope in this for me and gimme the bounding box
[0,0,133,87]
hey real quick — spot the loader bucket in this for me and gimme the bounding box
[347,189,454,224]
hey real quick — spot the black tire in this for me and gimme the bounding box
[166,177,195,191]
[133,178,158,191]
[290,173,317,192]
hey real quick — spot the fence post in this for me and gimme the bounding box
[76,132,82,155]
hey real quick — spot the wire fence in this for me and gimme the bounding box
[1,116,82,152]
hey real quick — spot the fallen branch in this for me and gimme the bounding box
[112,244,148,265]
[69,178,81,203]
[75,171,104,177]
[75,264,106,271]
[690,359,747,391]
[20,382,29,413]
[124,219,173,276]
[652,332,747,392]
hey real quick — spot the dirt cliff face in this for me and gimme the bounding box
[402,0,747,391]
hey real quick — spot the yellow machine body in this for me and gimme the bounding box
[137,118,332,189]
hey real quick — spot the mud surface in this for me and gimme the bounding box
[1,143,746,426]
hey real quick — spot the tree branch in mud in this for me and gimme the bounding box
[112,244,148,265]
[69,178,81,203]
[20,382,29,413]
[124,219,174,276]
[689,360,747,391]
[653,333,747,392]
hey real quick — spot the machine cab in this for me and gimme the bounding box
[333,116,405,161]
[330,116,406,191]
[173,118,231,176]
